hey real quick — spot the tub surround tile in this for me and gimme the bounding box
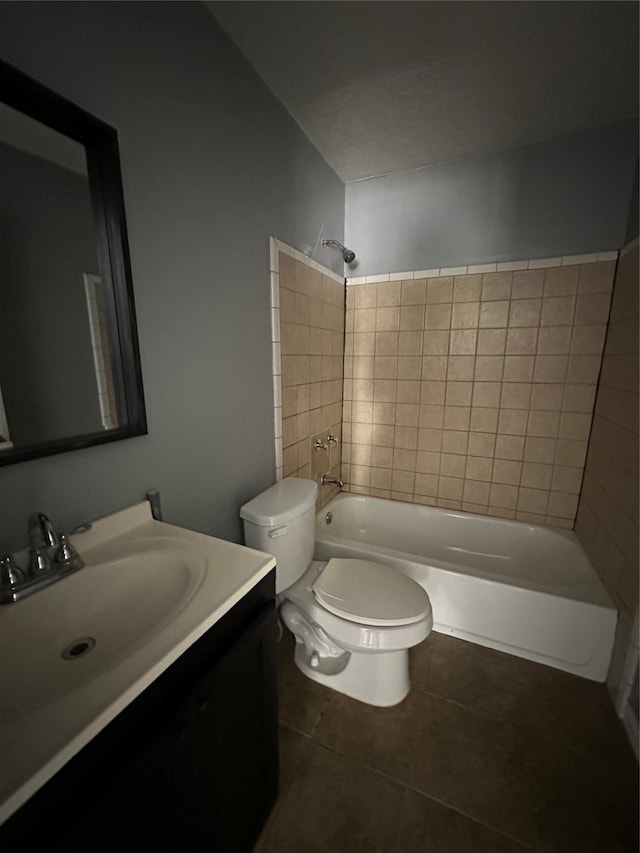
[468,262,499,275]
[273,249,619,530]
[272,240,344,504]
[343,256,615,529]
[561,252,600,266]
[574,241,639,709]
[528,256,563,269]
[498,260,529,273]
[345,252,619,286]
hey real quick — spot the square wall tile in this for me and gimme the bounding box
[506,327,538,355]
[481,272,512,301]
[521,462,553,490]
[495,434,525,460]
[509,299,541,327]
[479,300,509,328]
[475,356,504,381]
[470,407,499,433]
[442,429,469,454]
[543,265,579,296]
[452,302,480,328]
[338,256,614,529]
[517,487,549,514]
[401,279,427,305]
[511,269,544,298]
[575,293,612,325]
[426,277,453,303]
[540,296,576,326]
[492,459,522,485]
[453,275,482,302]
[418,428,443,452]
[467,431,496,457]
[477,328,506,354]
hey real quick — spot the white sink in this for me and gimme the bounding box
[0,537,206,717]
[0,501,276,826]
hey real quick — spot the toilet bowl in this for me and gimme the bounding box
[240,478,432,707]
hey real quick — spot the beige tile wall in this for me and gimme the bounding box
[342,260,616,528]
[574,241,639,700]
[271,241,345,508]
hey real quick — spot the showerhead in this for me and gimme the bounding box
[321,239,356,265]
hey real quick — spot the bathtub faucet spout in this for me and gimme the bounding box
[321,474,344,488]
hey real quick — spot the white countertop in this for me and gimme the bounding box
[0,502,276,826]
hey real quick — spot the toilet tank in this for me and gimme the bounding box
[240,478,318,594]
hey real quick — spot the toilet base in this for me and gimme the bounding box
[293,641,410,707]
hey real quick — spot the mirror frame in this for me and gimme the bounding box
[0,58,147,466]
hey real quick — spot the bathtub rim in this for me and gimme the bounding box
[315,492,615,609]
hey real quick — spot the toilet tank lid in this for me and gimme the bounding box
[240,478,318,526]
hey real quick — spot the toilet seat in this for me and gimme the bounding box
[285,561,433,654]
[312,557,431,627]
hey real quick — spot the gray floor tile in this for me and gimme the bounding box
[413,632,634,765]
[313,688,543,843]
[259,626,639,852]
[526,734,639,852]
[278,723,312,794]
[257,741,404,853]
[393,788,529,853]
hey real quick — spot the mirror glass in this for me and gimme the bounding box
[0,60,146,465]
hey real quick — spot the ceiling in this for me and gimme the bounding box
[207,1,638,184]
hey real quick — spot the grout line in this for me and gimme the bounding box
[400,785,534,850]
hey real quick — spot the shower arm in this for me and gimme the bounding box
[320,239,356,264]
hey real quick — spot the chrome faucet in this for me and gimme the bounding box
[0,512,84,604]
[321,474,344,488]
[29,512,59,549]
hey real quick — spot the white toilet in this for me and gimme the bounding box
[240,478,433,707]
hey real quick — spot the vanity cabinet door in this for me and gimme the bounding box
[190,603,279,852]
[48,724,176,853]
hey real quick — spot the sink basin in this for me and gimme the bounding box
[0,500,276,828]
[0,537,206,718]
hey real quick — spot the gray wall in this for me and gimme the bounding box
[0,1,344,550]
[0,141,102,445]
[346,121,638,277]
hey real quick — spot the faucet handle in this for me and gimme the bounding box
[54,534,84,573]
[0,555,26,588]
[28,547,52,577]
[327,434,338,445]
[0,555,26,604]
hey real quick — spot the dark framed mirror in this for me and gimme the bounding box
[0,58,146,466]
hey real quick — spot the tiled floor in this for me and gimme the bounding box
[254,629,639,852]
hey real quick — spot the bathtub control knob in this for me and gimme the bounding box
[310,651,320,668]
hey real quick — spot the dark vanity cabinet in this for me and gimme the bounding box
[0,573,279,853]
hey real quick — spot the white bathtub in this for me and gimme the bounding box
[314,494,617,682]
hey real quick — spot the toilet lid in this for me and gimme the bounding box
[312,558,430,626]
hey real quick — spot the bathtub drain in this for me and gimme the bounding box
[62,637,96,660]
